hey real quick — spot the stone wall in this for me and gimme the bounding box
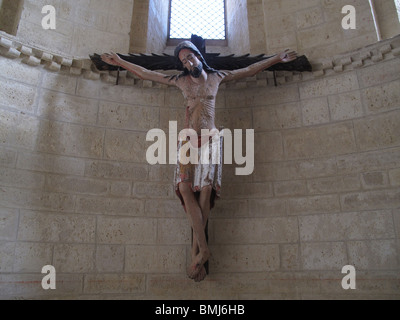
[226,0,251,54]
[0,27,399,299]
[256,0,400,59]
[10,0,134,58]
[129,0,168,54]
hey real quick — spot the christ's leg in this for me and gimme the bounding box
[192,185,212,282]
[191,185,212,258]
[178,182,210,279]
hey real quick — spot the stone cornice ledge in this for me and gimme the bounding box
[1,31,399,89]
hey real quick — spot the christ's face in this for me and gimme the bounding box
[178,48,204,78]
[179,49,200,71]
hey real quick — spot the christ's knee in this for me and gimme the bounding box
[179,182,192,197]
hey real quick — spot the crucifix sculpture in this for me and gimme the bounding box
[91,35,311,282]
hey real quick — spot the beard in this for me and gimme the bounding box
[190,61,203,78]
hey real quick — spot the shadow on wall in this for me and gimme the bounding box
[0,0,24,35]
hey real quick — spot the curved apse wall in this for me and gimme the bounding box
[0,33,400,299]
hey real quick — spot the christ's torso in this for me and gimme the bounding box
[177,72,222,134]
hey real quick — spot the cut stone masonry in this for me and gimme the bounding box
[1,31,400,89]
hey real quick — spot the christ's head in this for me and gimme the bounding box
[174,40,217,77]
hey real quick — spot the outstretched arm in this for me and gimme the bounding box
[101,52,176,86]
[221,49,297,82]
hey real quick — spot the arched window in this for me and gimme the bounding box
[168,0,226,45]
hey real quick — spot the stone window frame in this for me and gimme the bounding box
[166,0,228,47]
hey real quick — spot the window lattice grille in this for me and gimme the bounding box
[395,0,400,21]
[169,0,226,40]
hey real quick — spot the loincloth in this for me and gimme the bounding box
[174,134,223,210]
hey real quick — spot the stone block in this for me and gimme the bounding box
[280,244,301,270]
[0,147,17,168]
[38,90,99,125]
[98,102,159,131]
[357,58,400,88]
[389,168,400,186]
[307,174,360,194]
[328,90,363,121]
[97,216,156,244]
[362,80,400,114]
[0,187,75,212]
[253,157,338,182]
[19,45,32,56]
[83,70,101,80]
[22,56,41,66]
[217,108,252,130]
[301,242,347,270]
[41,72,77,94]
[336,148,400,174]
[0,167,45,189]
[273,180,308,197]
[18,210,96,243]
[287,195,341,215]
[45,61,61,72]
[283,123,357,160]
[299,72,359,99]
[44,174,108,195]
[348,240,398,270]
[253,102,302,131]
[148,164,175,183]
[0,208,18,241]
[0,273,83,298]
[76,78,101,99]
[125,245,186,273]
[104,130,147,162]
[212,217,299,244]
[0,47,21,58]
[35,119,104,158]
[95,245,125,273]
[0,242,15,272]
[296,6,324,30]
[53,244,96,273]
[144,198,184,218]
[352,60,363,68]
[247,199,287,217]
[223,182,273,199]
[254,131,284,162]
[99,84,164,107]
[84,274,145,294]
[75,196,144,216]
[0,55,41,85]
[246,84,300,107]
[361,171,389,189]
[0,79,37,112]
[341,189,400,211]
[0,37,13,49]
[84,160,148,180]
[13,242,53,272]
[298,21,342,50]
[157,218,191,245]
[353,110,400,151]
[301,96,330,125]
[209,244,280,272]
[17,151,85,176]
[299,211,395,242]
[109,181,131,197]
